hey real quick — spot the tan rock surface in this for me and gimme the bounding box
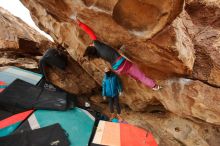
[123,110,220,146]
[0,7,49,69]
[0,7,53,54]
[0,7,98,95]
[47,56,98,95]
[20,0,220,126]
[0,0,217,145]
[185,0,220,86]
[0,51,38,69]
[90,96,220,146]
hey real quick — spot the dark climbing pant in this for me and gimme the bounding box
[107,96,121,114]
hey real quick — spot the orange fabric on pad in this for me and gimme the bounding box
[0,81,7,93]
[120,123,158,146]
[0,110,33,129]
[0,81,5,85]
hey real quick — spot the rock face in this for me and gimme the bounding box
[0,7,52,54]
[47,56,98,95]
[90,96,220,146]
[0,7,98,95]
[20,0,220,127]
[123,110,220,146]
[0,7,49,69]
[113,0,184,39]
[0,0,218,145]
[0,51,38,69]
[186,0,220,86]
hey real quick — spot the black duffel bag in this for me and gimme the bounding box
[0,79,73,112]
[0,123,70,146]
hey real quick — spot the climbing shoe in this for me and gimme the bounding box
[152,85,162,91]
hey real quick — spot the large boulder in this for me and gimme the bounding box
[0,7,50,68]
[123,110,220,146]
[0,7,52,54]
[20,0,220,126]
[0,7,98,95]
[91,96,220,146]
[185,0,220,86]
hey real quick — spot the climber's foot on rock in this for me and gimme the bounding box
[110,113,116,121]
[152,85,162,91]
[117,114,123,122]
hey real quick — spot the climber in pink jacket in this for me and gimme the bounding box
[76,19,161,90]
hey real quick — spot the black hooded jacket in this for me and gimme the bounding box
[94,40,120,65]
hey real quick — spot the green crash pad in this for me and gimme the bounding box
[16,108,95,146]
[0,66,42,136]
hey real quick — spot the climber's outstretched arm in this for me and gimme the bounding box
[76,19,97,40]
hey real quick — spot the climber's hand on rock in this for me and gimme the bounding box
[119,92,123,97]
[75,16,81,24]
[70,14,76,20]
[119,45,126,52]
[103,96,106,100]
[152,85,163,91]
[75,19,80,25]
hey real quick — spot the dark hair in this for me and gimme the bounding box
[83,46,100,60]
[105,71,112,77]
